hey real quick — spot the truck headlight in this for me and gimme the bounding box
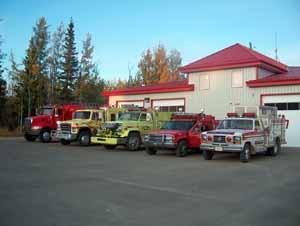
[202,134,207,142]
[144,134,149,142]
[164,135,174,143]
[115,125,122,132]
[32,126,42,130]
[233,136,242,144]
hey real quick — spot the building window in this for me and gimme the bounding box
[200,75,209,90]
[232,70,243,88]
[158,106,184,112]
[264,102,300,111]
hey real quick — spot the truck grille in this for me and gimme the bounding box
[24,118,31,130]
[213,136,226,143]
[148,134,163,143]
[60,123,71,132]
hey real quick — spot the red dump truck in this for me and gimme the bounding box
[23,104,84,142]
[144,113,216,157]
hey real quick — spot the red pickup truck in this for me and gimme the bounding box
[144,113,216,157]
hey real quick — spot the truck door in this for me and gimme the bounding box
[255,120,265,150]
[139,112,153,136]
[188,123,201,148]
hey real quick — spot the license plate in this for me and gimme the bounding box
[215,146,223,151]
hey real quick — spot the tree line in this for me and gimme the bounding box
[0,17,183,130]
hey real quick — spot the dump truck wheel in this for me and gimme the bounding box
[60,139,71,145]
[240,143,251,163]
[24,134,36,142]
[203,150,214,160]
[40,129,51,143]
[127,132,141,151]
[146,147,157,155]
[176,140,188,157]
[104,145,117,150]
[78,131,91,146]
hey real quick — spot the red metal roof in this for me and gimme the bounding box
[180,43,288,73]
[102,79,194,96]
[247,67,300,87]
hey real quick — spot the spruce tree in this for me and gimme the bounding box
[59,18,78,103]
[49,23,65,104]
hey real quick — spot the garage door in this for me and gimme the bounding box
[262,95,300,147]
[152,98,185,112]
[116,100,144,108]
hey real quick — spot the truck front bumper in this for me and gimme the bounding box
[91,136,127,145]
[200,143,243,152]
[144,141,177,149]
[56,131,77,141]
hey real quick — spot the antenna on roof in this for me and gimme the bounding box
[249,42,253,50]
[275,32,279,61]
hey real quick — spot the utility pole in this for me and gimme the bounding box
[275,32,279,61]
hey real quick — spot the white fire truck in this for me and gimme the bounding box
[200,106,288,162]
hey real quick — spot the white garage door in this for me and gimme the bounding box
[263,95,300,147]
[152,99,185,112]
[117,100,144,108]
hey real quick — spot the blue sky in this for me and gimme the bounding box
[1,0,300,81]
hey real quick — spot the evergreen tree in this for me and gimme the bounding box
[59,18,79,103]
[32,17,50,108]
[0,35,7,125]
[75,33,94,102]
[48,22,65,104]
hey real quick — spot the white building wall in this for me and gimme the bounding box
[187,67,257,119]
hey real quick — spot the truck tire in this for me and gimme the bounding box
[40,129,51,143]
[240,143,251,163]
[60,139,71,145]
[78,131,91,146]
[176,140,188,157]
[146,147,157,155]
[24,134,36,142]
[203,150,214,160]
[104,145,117,150]
[126,132,141,151]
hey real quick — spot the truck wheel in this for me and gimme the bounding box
[24,134,36,142]
[146,147,157,155]
[104,145,117,150]
[203,150,214,160]
[78,131,91,146]
[126,132,141,151]
[60,139,71,145]
[240,143,251,163]
[176,140,188,157]
[268,139,281,156]
[40,129,51,143]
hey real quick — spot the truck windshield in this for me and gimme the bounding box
[119,112,140,121]
[217,119,253,130]
[73,111,91,119]
[161,121,195,131]
[39,108,53,115]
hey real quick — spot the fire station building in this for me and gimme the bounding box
[103,43,300,147]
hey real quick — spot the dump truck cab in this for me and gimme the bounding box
[23,104,84,143]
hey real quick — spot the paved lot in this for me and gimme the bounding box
[0,138,299,226]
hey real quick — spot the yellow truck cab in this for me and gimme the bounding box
[56,108,124,146]
[91,110,172,151]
